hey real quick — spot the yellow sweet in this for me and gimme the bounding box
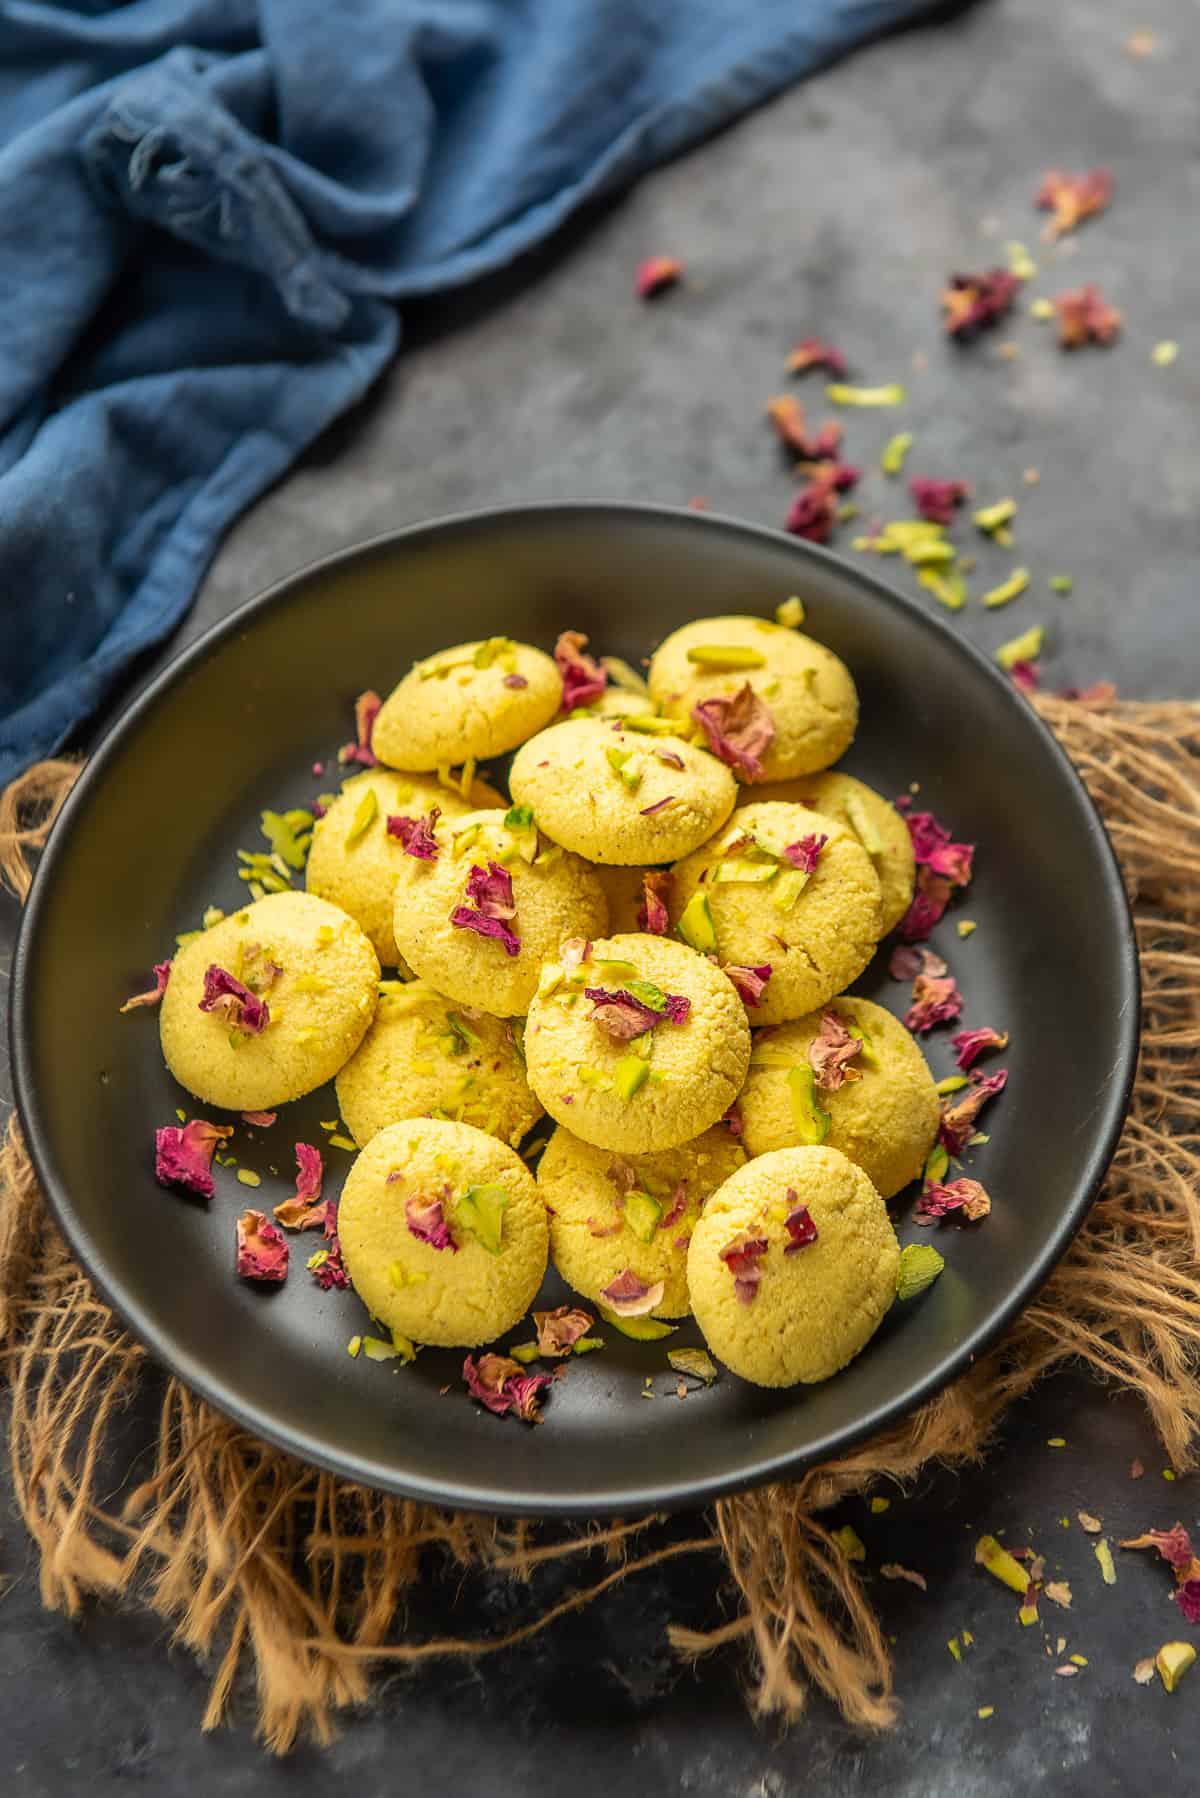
[523,933,750,1153]
[669,802,882,1024]
[537,1124,746,1317]
[739,996,939,1198]
[648,614,857,781]
[160,892,379,1111]
[338,1118,548,1348]
[687,1146,899,1386]
[592,863,661,934]
[336,981,542,1149]
[373,639,561,770]
[737,771,914,936]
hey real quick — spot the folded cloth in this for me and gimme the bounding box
[0,0,936,784]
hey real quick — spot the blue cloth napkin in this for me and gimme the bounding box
[0,0,934,784]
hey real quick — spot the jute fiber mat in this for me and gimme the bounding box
[2,693,1198,1752]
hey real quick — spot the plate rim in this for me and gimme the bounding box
[9,501,1141,1516]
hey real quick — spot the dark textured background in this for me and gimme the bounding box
[3,0,1198,1791]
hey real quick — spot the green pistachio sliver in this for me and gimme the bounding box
[601,655,650,696]
[591,958,638,978]
[598,1306,677,1341]
[775,596,805,628]
[685,645,767,670]
[613,1055,650,1100]
[328,1134,357,1151]
[842,793,883,857]
[676,891,718,954]
[771,868,810,912]
[973,497,1017,536]
[1049,574,1073,594]
[937,1074,969,1095]
[826,382,906,407]
[982,566,1030,609]
[713,858,780,886]
[260,808,313,870]
[880,431,914,476]
[576,1065,611,1091]
[344,786,378,846]
[788,1065,831,1144]
[668,1347,719,1384]
[625,977,669,1013]
[473,636,515,669]
[918,567,968,612]
[620,714,681,736]
[454,1183,509,1255]
[572,1336,605,1355]
[442,1011,482,1056]
[176,929,204,947]
[624,1191,664,1243]
[923,1142,950,1186]
[605,745,643,791]
[845,1022,878,1069]
[907,540,956,568]
[504,804,535,831]
[995,624,1045,670]
[896,1243,946,1301]
[508,1340,541,1364]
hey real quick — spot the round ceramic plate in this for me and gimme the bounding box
[10,504,1137,1516]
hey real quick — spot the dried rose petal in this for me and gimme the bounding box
[767,396,844,462]
[941,269,1020,339]
[1010,660,1041,694]
[240,1110,277,1128]
[719,1234,769,1304]
[638,870,672,936]
[659,1181,688,1233]
[199,965,270,1035]
[888,943,947,981]
[786,337,848,377]
[452,859,521,956]
[273,1142,328,1230]
[1054,283,1122,350]
[599,1269,665,1316]
[503,673,528,689]
[120,960,172,1013]
[405,1193,458,1252]
[311,1200,349,1289]
[782,833,828,873]
[387,807,440,859]
[915,1177,991,1224]
[636,256,683,299]
[909,477,970,525]
[554,630,607,710]
[692,683,776,780]
[898,866,954,942]
[534,1306,595,1357]
[606,1158,639,1196]
[951,1026,1009,1071]
[463,1353,553,1422]
[584,986,690,1039]
[1120,1524,1196,1571]
[1061,680,1118,704]
[155,1118,233,1200]
[339,689,382,766]
[808,1010,864,1089]
[1177,1580,1200,1624]
[1036,167,1113,239]
[723,963,773,1007]
[904,972,964,1033]
[639,795,677,817]
[586,1215,623,1238]
[239,942,283,992]
[236,1209,290,1282]
[939,1068,1008,1154]
[797,460,861,492]
[784,480,838,544]
[783,1196,819,1252]
[723,1101,744,1138]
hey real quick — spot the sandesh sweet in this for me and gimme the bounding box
[336,980,542,1150]
[537,1124,746,1318]
[391,807,607,1017]
[647,613,858,782]
[508,716,736,865]
[668,802,882,1025]
[337,1119,549,1349]
[305,767,506,967]
[687,1146,900,1387]
[523,933,751,1153]
[738,996,940,1198]
[159,891,379,1111]
[737,770,914,936]
[372,637,562,771]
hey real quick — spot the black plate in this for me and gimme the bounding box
[10,504,1138,1516]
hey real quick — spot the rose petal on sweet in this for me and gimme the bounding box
[723,962,773,1007]
[636,256,683,299]
[939,1069,1008,1155]
[638,870,672,936]
[155,1118,233,1199]
[808,1010,864,1089]
[1036,167,1113,240]
[719,1233,769,1304]
[599,1270,665,1316]
[236,1209,290,1282]
[915,1177,992,1224]
[464,860,515,919]
[534,1306,595,1357]
[723,1101,744,1138]
[586,1215,623,1238]
[449,908,522,955]
[503,673,528,689]
[199,964,270,1034]
[655,749,685,770]
[1054,283,1122,349]
[783,1196,819,1252]
[909,477,971,525]
[339,688,382,766]
[786,337,848,377]
[561,937,593,974]
[584,986,690,1039]
[405,1193,458,1252]
[782,833,828,873]
[554,630,607,710]
[904,972,964,1033]
[387,807,441,859]
[658,1181,689,1234]
[692,683,776,780]
[951,1026,1010,1071]
[941,269,1020,339]
[120,960,172,1013]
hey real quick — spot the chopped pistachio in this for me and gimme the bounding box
[977,1706,995,1720]
[713,857,779,885]
[685,644,767,670]
[975,1535,1032,1596]
[601,655,650,695]
[1156,1642,1196,1692]
[1049,574,1073,594]
[880,431,914,476]
[202,906,225,929]
[344,786,378,846]
[907,539,956,568]
[974,498,1017,536]
[598,1306,676,1341]
[508,1340,541,1364]
[472,636,514,668]
[948,1637,962,1663]
[175,1106,187,1123]
[918,567,968,611]
[668,1347,719,1384]
[572,1337,604,1354]
[896,1243,945,1300]
[328,1135,357,1151]
[260,808,313,869]
[347,1335,363,1358]
[788,1065,831,1145]
[236,1169,261,1188]
[832,1525,866,1562]
[826,382,906,407]
[605,745,642,791]
[1094,1539,1117,1584]
[958,919,977,938]
[1005,240,1038,280]
[923,1142,950,1186]
[870,1496,891,1515]
[613,1055,650,1100]
[982,566,1030,609]
[996,624,1045,670]
[842,792,883,856]
[775,596,805,629]
[1029,297,1056,320]
[623,1190,663,1244]
[771,868,810,912]
[845,1022,878,1070]
[504,803,535,830]
[676,891,718,954]
[620,714,681,736]
[1048,1437,1067,1447]
[455,1183,509,1255]
[937,1075,969,1096]
[1151,340,1179,368]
